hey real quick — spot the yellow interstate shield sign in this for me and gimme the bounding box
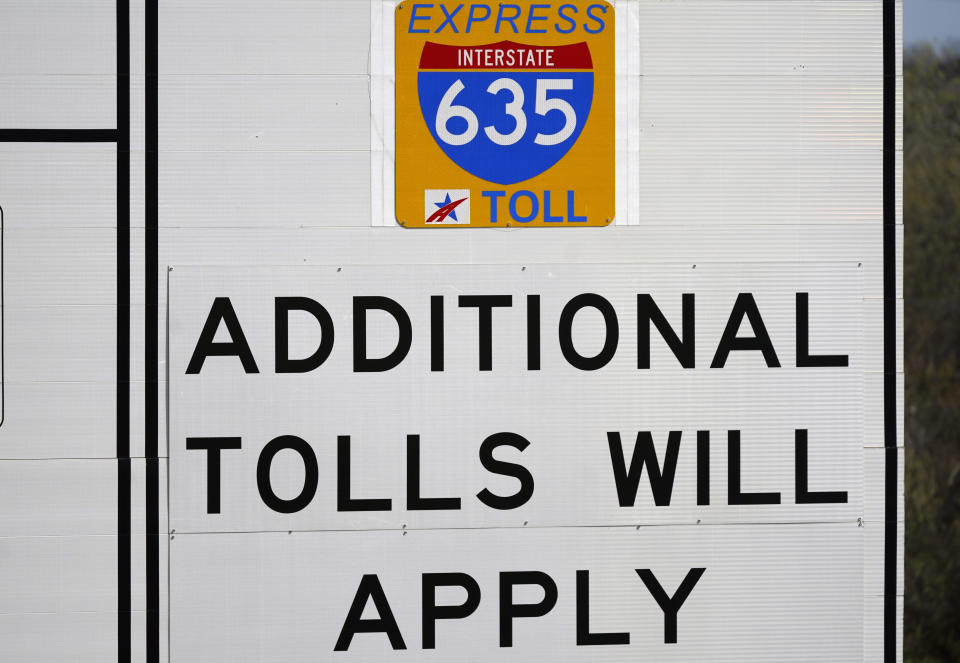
[395,1,615,228]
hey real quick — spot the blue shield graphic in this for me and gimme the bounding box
[418,70,594,185]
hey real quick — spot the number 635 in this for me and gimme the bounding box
[436,77,577,147]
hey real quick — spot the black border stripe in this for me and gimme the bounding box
[882,0,898,661]
[0,128,118,143]
[116,1,131,662]
[146,0,161,660]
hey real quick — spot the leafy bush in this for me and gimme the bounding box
[904,44,960,663]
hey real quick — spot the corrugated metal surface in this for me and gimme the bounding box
[168,263,864,533]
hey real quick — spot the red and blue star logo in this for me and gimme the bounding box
[424,189,470,225]
[427,193,466,224]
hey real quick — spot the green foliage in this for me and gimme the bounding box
[904,44,960,663]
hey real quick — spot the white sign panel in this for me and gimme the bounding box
[0,205,4,426]
[172,525,862,662]
[169,263,864,660]
[0,0,902,660]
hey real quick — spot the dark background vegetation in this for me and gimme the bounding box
[904,43,960,663]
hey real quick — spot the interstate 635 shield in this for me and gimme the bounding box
[395,1,615,227]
